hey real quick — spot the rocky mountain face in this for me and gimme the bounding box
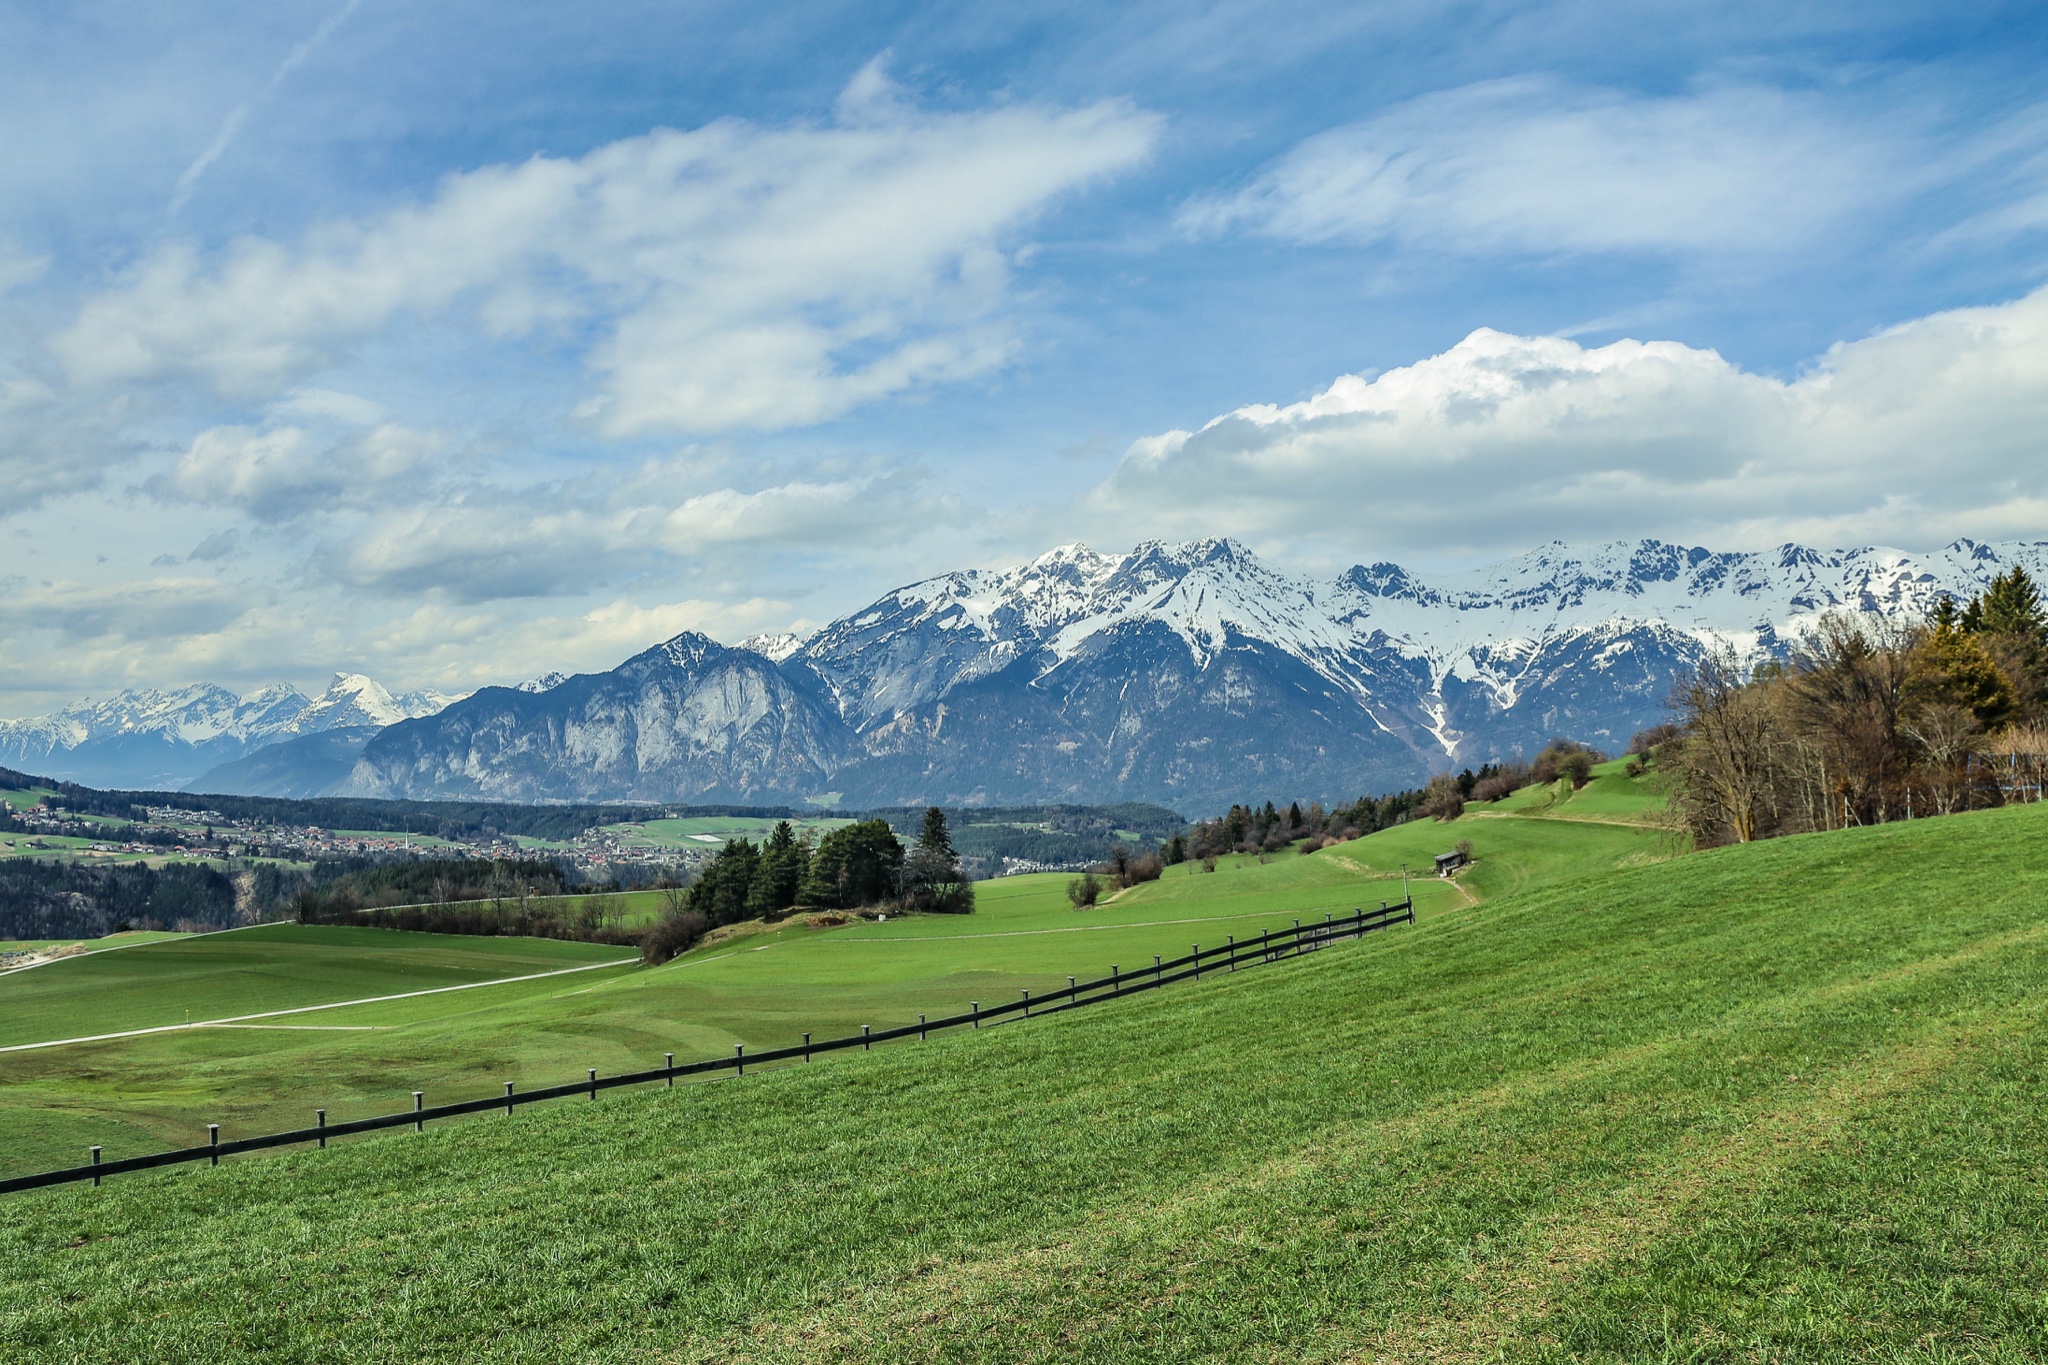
[339,536,2048,813]
[0,674,461,791]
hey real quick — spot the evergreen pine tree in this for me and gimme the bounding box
[745,821,806,920]
[901,806,973,914]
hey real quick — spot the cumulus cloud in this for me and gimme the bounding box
[1087,284,2048,559]
[148,421,446,521]
[1182,77,1922,260]
[58,72,1158,433]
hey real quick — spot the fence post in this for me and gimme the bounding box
[209,1124,220,1166]
[805,1032,813,1061]
[1068,975,1077,1003]
[971,1002,980,1029]
[1193,945,1200,980]
[1021,989,1030,1017]
[1111,965,1120,995]
[316,1110,326,1149]
[734,1044,744,1077]
[1227,935,1235,971]
[90,1146,101,1187]
[504,1082,514,1116]
[665,1054,674,1088]
[587,1069,597,1100]
[916,1016,925,1042]
[1154,954,1162,983]
[413,1093,425,1131]
[862,1024,872,1051]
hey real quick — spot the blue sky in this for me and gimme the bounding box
[4,0,2048,711]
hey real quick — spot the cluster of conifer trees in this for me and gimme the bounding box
[684,807,973,928]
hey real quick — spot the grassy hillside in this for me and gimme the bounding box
[0,781,1671,1179]
[0,925,634,1049]
[3,800,2044,1359]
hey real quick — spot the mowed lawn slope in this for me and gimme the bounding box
[0,849,1489,1177]
[0,925,635,1049]
[0,794,1662,1178]
[5,804,2046,1361]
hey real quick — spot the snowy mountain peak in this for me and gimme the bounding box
[0,673,463,789]
[516,671,569,694]
[737,632,807,663]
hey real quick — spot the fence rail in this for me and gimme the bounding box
[1,899,1413,1196]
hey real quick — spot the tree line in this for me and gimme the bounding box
[0,860,240,940]
[1669,567,2048,845]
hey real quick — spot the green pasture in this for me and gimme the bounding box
[600,814,853,851]
[1468,753,1670,825]
[0,784,56,812]
[4,797,2046,1359]
[0,925,633,1050]
[0,802,1666,1176]
[0,931,187,956]
[326,829,465,849]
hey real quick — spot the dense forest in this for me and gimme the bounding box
[0,860,240,939]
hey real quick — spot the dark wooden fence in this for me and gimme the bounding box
[0,899,1413,1196]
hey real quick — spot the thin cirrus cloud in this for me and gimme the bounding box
[56,66,1160,436]
[1086,284,2048,560]
[327,470,958,602]
[1181,77,1928,261]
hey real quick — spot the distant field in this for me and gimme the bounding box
[3,794,2044,1359]
[326,829,466,849]
[601,814,853,851]
[0,784,55,812]
[0,931,187,956]
[1472,753,1671,824]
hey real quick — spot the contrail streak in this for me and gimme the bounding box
[170,0,365,213]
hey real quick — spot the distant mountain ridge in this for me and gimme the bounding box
[338,536,2048,812]
[0,674,462,792]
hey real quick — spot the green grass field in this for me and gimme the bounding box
[0,930,187,957]
[0,792,1668,1180]
[0,783,56,813]
[2,794,2043,1360]
[1469,753,1672,824]
[599,813,853,852]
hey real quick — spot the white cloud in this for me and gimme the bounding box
[323,466,955,602]
[59,73,1159,433]
[149,421,446,521]
[1183,77,1917,260]
[0,576,249,643]
[0,374,133,513]
[1088,284,2048,559]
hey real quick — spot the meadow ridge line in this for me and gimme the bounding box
[827,904,1422,943]
[0,956,639,1053]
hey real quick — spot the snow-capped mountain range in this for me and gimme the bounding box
[0,674,462,791]
[337,536,2048,812]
